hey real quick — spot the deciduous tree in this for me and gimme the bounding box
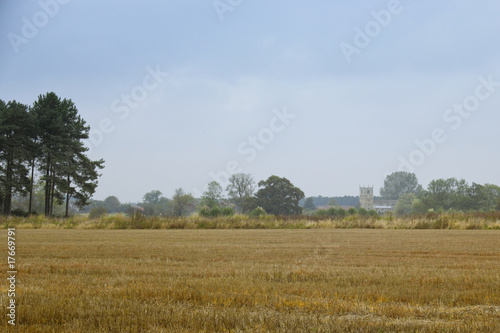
[201,181,223,209]
[172,188,195,216]
[380,171,422,200]
[226,173,255,213]
[256,175,304,215]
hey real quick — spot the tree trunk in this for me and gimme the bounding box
[28,160,35,215]
[44,159,51,216]
[65,174,71,217]
[3,159,12,215]
[49,166,55,216]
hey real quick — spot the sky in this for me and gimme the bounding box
[1,0,499,203]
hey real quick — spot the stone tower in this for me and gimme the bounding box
[359,186,374,210]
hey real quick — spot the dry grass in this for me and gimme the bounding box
[1,211,500,230]
[1,229,499,332]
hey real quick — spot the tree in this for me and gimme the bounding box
[255,175,305,215]
[172,188,195,216]
[226,173,255,213]
[394,193,417,216]
[380,171,422,200]
[104,196,121,213]
[480,184,500,211]
[327,198,338,207]
[26,107,40,215]
[201,181,223,208]
[303,197,316,210]
[0,100,31,215]
[61,148,104,217]
[143,190,163,205]
[419,178,469,211]
[31,92,104,216]
[142,190,171,216]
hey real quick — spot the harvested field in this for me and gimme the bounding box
[1,229,499,332]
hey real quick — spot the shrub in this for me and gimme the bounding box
[315,209,328,217]
[358,208,368,216]
[210,206,221,217]
[221,207,234,216]
[11,208,28,217]
[249,207,267,217]
[347,207,356,215]
[89,207,107,219]
[327,207,338,216]
[336,208,347,217]
[199,206,211,217]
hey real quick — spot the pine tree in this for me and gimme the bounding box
[0,100,31,214]
[31,92,104,216]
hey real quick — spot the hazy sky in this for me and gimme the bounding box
[1,1,499,203]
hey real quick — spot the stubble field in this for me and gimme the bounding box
[1,229,499,332]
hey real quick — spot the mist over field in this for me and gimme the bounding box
[2,1,500,204]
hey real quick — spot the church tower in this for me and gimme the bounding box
[359,186,374,210]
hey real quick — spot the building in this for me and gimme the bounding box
[359,186,374,210]
[359,186,398,213]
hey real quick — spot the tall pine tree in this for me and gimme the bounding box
[0,100,31,214]
[31,92,104,216]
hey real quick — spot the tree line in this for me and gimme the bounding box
[303,172,500,216]
[87,171,500,219]
[0,93,104,217]
[85,174,305,218]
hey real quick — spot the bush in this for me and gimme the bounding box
[221,207,234,216]
[199,206,234,217]
[89,207,107,219]
[199,206,211,217]
[11,208,28,217]
[327,207,338,216]
[347,207,356,215]
[358,208,368,216]
[336,208,347,217]
[315,209,328,217]
[249,207,267,217]
[209,206,221,217]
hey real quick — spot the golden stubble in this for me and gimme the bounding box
[1,229,499,332]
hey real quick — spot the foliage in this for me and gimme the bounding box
[89,206,107,219]
[303,197,316,210]
[199,206,235,217]
[141,190,170,216]
[380,171,422,200]
[327,198,338,206]
[316,207,346,217]
[103,196,121,213]
[256,175,305,215]
[358,207,368,216]
[417,178,500,212]
[0,100,31,214]
[200,181,223,209]
[172,188,195,216]
[1,92,107,217]
[249,206,267,217]
[2,211,500,231]
[142,190,163,205]
[394,193,417,216]
[11,208,28,217]
[198,206,211,217]
[226,173,255,213]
